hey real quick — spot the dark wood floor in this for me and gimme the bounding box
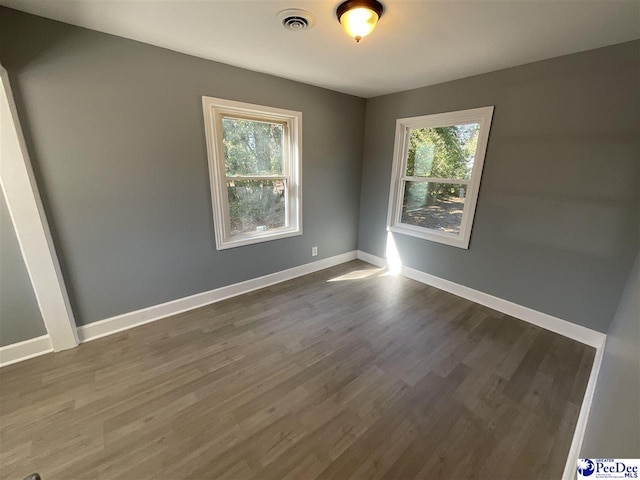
[0,260,594,480]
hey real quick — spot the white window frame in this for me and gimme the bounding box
[386,106,494,249]
[202,96,302,250]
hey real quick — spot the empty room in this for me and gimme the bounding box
[0,1,638,479]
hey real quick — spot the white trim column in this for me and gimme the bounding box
[0,66,79,351]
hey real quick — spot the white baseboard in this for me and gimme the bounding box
[356,250,606,349]
[0,335,53,368]
[355,250,391,269]
[78,251,358,343]
[561,338,606,480]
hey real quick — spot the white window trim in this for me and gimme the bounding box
[386,106,494,249]
[202,96,302,250]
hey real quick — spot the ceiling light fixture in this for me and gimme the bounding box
[336,0,384,43]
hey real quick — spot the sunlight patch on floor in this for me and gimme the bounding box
[327,268,384,282]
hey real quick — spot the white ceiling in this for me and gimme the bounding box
[2,0,639,97]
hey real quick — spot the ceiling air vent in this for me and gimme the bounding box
[277,9,315,31]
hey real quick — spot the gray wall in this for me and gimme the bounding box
[0,8,366,326]
[0,194,47,346]
[581,254,640,457]
[358,41,639,333]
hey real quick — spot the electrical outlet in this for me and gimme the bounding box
[312,246,318,257]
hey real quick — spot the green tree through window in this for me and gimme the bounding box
[405,124,479,204]
[222,118,284,176]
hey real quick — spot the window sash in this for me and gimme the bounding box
[221,113,288,127]
[401,176,469,185]
[226,177,290,230]
[397,180,469,238]
[220,114,290,177]
[226,175,288,181]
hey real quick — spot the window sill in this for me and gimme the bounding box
[216,227,302,250]
[388,224,469,249]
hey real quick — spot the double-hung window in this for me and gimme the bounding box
[387,106,494,249]
[202,97,302,250]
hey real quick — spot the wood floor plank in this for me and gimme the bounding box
[0,260,594,480]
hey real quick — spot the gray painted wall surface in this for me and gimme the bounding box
[0,8,366,326]
[581,254,640,457]
[358,41,639,333]
[0,194,47,346]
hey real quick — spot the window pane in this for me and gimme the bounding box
[401,181,466,234]
[227,179,286,235]
[222,117,284,176]
[405,124,480,180]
